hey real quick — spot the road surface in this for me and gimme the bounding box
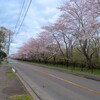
[9,60,100,100]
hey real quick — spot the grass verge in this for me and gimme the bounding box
[6,72,16,77]
[6,66,16,77]
[23,61,100,75]
[9,94,32,100]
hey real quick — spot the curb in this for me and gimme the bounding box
[16,73,41,100]
[73,72,100,81]
[11,67,40,100]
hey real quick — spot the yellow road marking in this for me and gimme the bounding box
[31,68,100,95]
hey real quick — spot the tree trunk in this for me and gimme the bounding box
[86,57,92,69]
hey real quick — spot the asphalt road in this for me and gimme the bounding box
[9,60,100,100]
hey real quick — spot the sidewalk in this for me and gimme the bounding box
[0,64,28,100]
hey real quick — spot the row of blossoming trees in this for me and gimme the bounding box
[12,0,100,69]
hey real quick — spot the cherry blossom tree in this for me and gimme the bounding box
[37,31,56,63]
[15,34,56,63]
[42,20,75,67]
[58,0,100,69]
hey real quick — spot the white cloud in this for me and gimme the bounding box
[36,0,60,5]
[0,0,65,54]
[44,7,58,14]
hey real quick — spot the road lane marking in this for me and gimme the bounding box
[31,68,100,95]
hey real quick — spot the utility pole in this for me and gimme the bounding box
[6,30,12,63]
[7,31,11,56]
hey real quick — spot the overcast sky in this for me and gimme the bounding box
[0,0,65,54]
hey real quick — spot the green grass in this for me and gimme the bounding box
[67,66,100,75]
[9,94,32,100]
[6,66,16,77]
[25,61,100,75]
[6,72,16,77]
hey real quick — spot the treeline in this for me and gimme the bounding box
[0,26,12,63]
[12,0,100,69]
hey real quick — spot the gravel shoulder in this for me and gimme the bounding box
[0,64,28,100]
